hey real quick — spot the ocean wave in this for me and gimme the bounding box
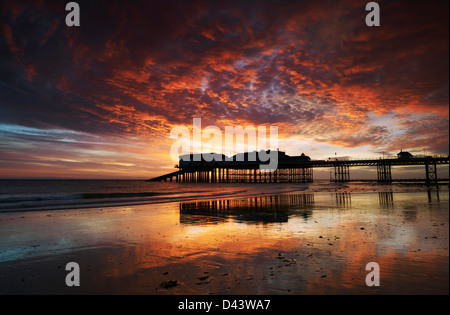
[1,191,185,204]
[0,189,252,212]
[0,194,84,203]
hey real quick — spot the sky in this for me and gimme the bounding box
[0,0,448,179]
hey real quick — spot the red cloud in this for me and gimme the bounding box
[0,0,448,178]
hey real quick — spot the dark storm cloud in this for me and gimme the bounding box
[0,0,448,152]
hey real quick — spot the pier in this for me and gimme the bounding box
[148,151,449,185]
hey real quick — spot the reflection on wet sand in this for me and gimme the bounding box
[379,192,394,208]
[0,187,448,294]
[427,188,440,203]
[179,193,314,224]
[171,189,449,294]
[335,192,351,207]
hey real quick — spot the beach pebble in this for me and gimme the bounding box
[159,280,179,289]
[197,275,209,281]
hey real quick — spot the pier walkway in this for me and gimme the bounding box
[148,152,449,185]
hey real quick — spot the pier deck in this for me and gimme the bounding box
[148,155,449,184]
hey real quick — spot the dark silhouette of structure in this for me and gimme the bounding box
[148,150,449,185]
[397,150,414,159]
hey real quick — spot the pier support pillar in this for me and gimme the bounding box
[377,163,392,183]
[334,164,350,182]
[425,163,438,185]
[302,167,314,183]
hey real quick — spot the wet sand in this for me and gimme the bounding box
[0,185,448,295]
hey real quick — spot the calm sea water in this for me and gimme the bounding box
[0,179,324,212]
[0,179,446,213]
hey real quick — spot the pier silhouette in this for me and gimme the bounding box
[149,150,449,185]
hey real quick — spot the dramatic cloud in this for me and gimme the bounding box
[0,0,448,178]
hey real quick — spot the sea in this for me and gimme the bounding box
[1,178,446,213]
[0,179,326,213]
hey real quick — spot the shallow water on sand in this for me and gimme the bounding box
[0,179,439,212]
[0,184,448,294]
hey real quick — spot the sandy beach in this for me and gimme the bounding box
[0,184,448,295]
